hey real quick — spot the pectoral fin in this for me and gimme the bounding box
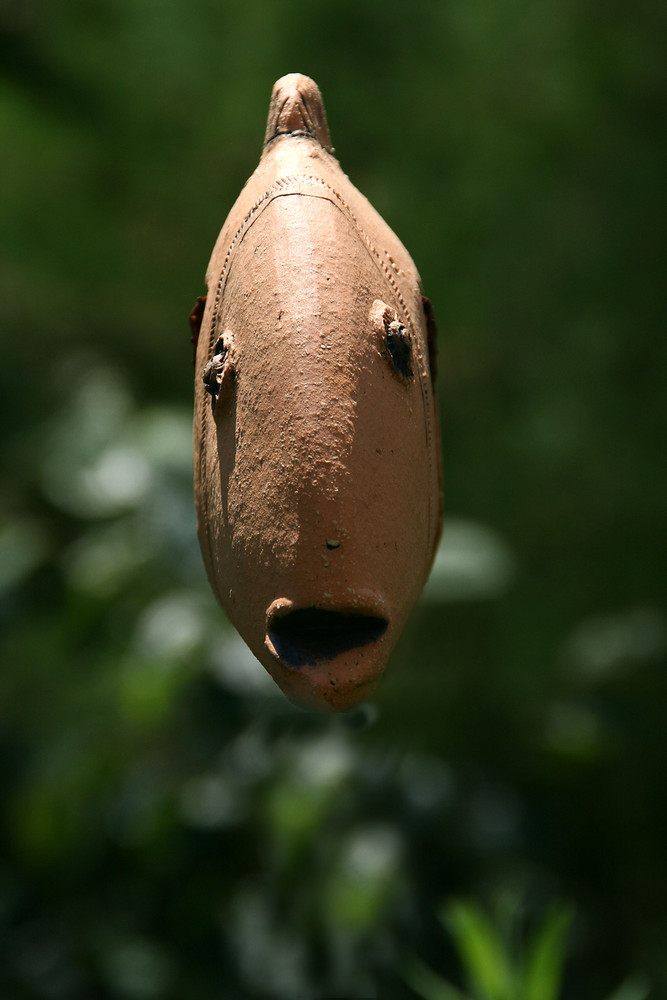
[422,295,438,384]
[189,294,207,362]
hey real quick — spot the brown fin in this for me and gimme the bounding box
[422,295,438,385]
[189,295,207,364]
[264,73,333,153]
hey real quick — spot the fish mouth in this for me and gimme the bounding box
[265,604,389,669]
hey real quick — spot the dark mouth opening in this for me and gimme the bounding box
[267,607,388,668]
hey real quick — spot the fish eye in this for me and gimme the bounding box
[369,299,414,382]
[202,330,237,412]
[385,319,413,380]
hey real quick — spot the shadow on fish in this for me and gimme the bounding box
[192,74,442,710]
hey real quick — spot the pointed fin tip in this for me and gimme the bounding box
[264,73,333,153]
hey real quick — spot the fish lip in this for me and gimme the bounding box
[264,597,389,670]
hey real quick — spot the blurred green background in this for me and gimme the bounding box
[1,1,665,997]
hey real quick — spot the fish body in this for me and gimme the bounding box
[193,74,442,710]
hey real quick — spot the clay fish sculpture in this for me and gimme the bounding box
[192,74,442,710]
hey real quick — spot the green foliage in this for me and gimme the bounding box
[603,977,652,1000]
[406,901,649,1000]
[521,905,574,1000]
[445,900,517,999]
[443,900,574,1000]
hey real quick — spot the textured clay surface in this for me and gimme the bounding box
[193,74,442,710]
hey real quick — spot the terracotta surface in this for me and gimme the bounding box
[193,74,442,710]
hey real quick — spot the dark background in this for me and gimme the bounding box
[1,1,665,997]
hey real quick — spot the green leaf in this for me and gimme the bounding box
[521,904,574,1000]
[403,955,472,1000]
[443,900,515,1000]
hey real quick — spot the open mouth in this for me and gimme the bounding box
[266,606,388,668]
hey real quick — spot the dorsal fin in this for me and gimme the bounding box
[264,73,333,153]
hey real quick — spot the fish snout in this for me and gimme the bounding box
[264,73,333,152]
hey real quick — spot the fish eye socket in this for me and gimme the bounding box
[369,299,414,383]
[202,330,237,412]
[385,319,413,380]
[202,337,227,403]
